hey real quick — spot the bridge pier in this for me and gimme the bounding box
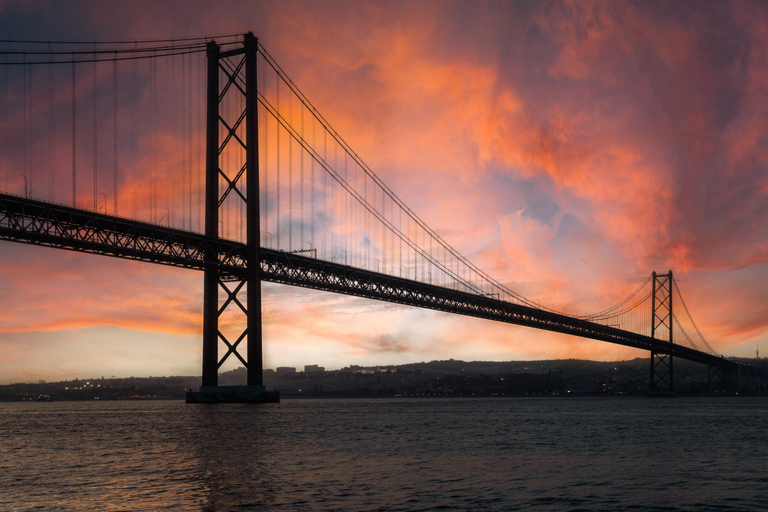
[188,33,277,404]
[201,39,221,389]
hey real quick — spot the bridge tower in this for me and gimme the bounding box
[649,271,674,395]
[188,33,277,403]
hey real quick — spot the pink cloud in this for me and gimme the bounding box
[0,246,203,336]
[2,1,768,382]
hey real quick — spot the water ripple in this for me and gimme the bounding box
[1,397,767,510]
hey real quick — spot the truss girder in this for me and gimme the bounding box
[0,193,246,277]
[259,250,736,371]
[0,192,740,374]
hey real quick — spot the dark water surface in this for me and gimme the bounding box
[1,397,767,511]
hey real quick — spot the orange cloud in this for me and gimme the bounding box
[2,1,768,383]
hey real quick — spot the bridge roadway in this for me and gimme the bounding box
[0,192,739,372]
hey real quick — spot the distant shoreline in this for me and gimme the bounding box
[2,357,766,401]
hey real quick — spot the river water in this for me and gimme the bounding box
[1,397,766,511]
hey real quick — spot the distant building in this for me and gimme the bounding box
[276,367,297,375]
[304,365,325,374]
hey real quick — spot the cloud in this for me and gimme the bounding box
[371,334,410,354]
[0,245,203,336]
[2,1,768,382]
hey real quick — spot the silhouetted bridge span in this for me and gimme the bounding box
[0,192,749,378]
[1,34,765,399]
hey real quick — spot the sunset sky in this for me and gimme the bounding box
[1,0,767,384]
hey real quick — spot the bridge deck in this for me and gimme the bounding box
[0,192,739,371]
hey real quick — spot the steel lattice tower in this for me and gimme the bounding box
[649,270,674,394]
[196,33,270,401]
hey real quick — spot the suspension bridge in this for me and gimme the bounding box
[0,34,764,401]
